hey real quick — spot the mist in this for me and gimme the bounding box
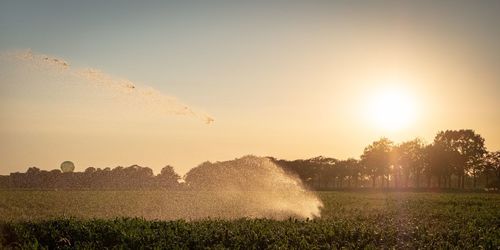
[1,49,214,124]
[180,156,323,219]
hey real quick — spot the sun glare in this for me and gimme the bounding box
[366,85,418,131]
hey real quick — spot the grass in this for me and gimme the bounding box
[1,191,499,248]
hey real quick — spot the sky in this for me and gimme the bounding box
[1,0,499,175]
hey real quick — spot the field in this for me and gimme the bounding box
[1,191,499,249]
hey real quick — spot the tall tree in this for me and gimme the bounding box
[425,143,456,188]
[434,130,486,188]
[395,138,426,188]
[361,138,393,188]
[157,165,181,189]
[343,158,361,188]
[308,156,337,189]
[482,151,500,188]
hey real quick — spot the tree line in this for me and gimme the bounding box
[0,165,181,190]
[0,129,498,190]
[274,129,499,190]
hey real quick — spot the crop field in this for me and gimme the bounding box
[1,191,499,249]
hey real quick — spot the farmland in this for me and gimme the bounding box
[1,191,499,248]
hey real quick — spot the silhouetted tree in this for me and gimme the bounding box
[482,151,500,188]
[157,165,181,189]
[274,159,317,188]
[434,130,486,188]
[425,143,453,188]
[310,156,338,188]
[395,138,426,188]
[343,158,361,188]
[361,138,393,188]
[184,161,213,189]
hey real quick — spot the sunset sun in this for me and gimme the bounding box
[367,85,418,131]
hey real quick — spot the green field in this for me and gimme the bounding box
[1,191,499,249]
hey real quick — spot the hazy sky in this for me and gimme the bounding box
[1,0,499,175]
